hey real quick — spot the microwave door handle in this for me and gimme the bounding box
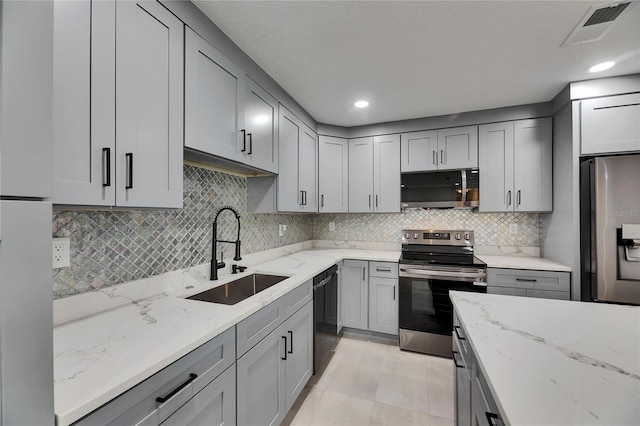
[461,170,468,202]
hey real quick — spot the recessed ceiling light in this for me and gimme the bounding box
[354,100,369,108]
[588,61,615,73]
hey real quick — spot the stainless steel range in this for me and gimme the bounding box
[399,229,487,357]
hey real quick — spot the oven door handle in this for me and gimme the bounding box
[399,267,486,282]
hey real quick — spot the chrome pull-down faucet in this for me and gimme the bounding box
[210,206,241,280]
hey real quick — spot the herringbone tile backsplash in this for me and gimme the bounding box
[53,165,539,299]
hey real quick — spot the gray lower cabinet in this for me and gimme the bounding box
[160,364,236,426]
[368,269,398,335]
[341,260,369,330]
[454,310,504,426]
[236,300,313,425]
[487,268,571,300]
[580,93,640,155]
[73,327,236,425]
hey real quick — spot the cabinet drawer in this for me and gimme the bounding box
[284,279,312,318]
[236,297,287,358]
[369,261,398,278]
[487,268,570,292]
[73,327,235,426]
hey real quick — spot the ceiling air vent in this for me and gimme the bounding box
[562,2,632,46]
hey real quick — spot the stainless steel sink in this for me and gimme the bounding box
[187,274,288,305]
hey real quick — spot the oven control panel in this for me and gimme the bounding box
[402,229,474,246]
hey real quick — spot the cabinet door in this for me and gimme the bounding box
[341,260,369,330]
[299,124,318,213]
[478,122,514,212]
[368,277,398,335]
[581,93,640,155]
[514,118,552,212]
[318,136,349,213]
[277,106,302,212]
[373,134,401,213]
[400,130,438,172]
[184,27,244,165]
[116,0,183,208]
[453,338,471,426]
[237,327,286,426]
[161,364,236,426]
[243,77,278,173]
[53,0,116,205]
[284,302,313,412]
[348,137,374,212]
[437,126,478,170]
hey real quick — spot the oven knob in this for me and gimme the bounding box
[413,233,419,239]
[404,232,410,239]
[464,233,470,240]
[455,233,461,240]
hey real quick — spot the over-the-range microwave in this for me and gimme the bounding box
[401,169,479,209]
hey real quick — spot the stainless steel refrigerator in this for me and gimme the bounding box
[581,154,640,305]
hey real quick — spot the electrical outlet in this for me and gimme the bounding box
[52,238,71,268]
[329,222,336,232]
[278,224,286,237]
[509,223,518,235]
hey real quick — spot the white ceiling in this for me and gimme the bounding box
[193,1,640,127]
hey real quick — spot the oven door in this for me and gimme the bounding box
[398,265,487,336]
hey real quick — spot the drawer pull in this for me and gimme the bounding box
[452,350,465,369]
[486,412,499,426]
[516,278,537,283]
[282,336,288,360]
[156,373,197,404]
[453,325,465,341]
[376,268,392,272]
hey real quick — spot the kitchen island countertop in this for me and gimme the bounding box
[53,247,399,425]
[450,291,640,425]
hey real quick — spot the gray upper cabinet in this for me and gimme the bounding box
[349,135,400,213]
[116,0,184,208]
[514,118,552,212]
[184,27,244,164]
[53,0,115,205]
[401,126,477,172]
[242,78,279,173]
[318,136,349,213]
[53,0,184,208]
[580,93,640,155]
[277,105,318,213]
[348,137,375,213]
[400,130,438,172]
[478,122,514,212]
[479,118,552,213]
[436,126,479,170]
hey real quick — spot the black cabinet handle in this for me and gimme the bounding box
[506,190,512,206]
[363,267,366,281]
[282,336,287,360]
[102,148,111,187]
[486,412,499,426]
[288,330,293,354]
[516,278,537,283]
[321,194,324,208]
[241,129,246,152]
[376,194,379,208]
[393,286,395,300]
[517,190,521,205]
[156,373,197,404]
[452,351,465,369]
[248,133,253,154]
[369,194,371,208]
[453,325,465,341]
[125,153,133,189]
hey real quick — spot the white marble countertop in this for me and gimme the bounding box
[477,254,572,272]
[450,292,640,426]
[53,248,400,426]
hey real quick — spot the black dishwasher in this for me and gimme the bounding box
[313,265,340,375]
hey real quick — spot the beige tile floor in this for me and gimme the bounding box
[282,336,455,426]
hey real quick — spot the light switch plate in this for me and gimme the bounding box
[52,238,71,268]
